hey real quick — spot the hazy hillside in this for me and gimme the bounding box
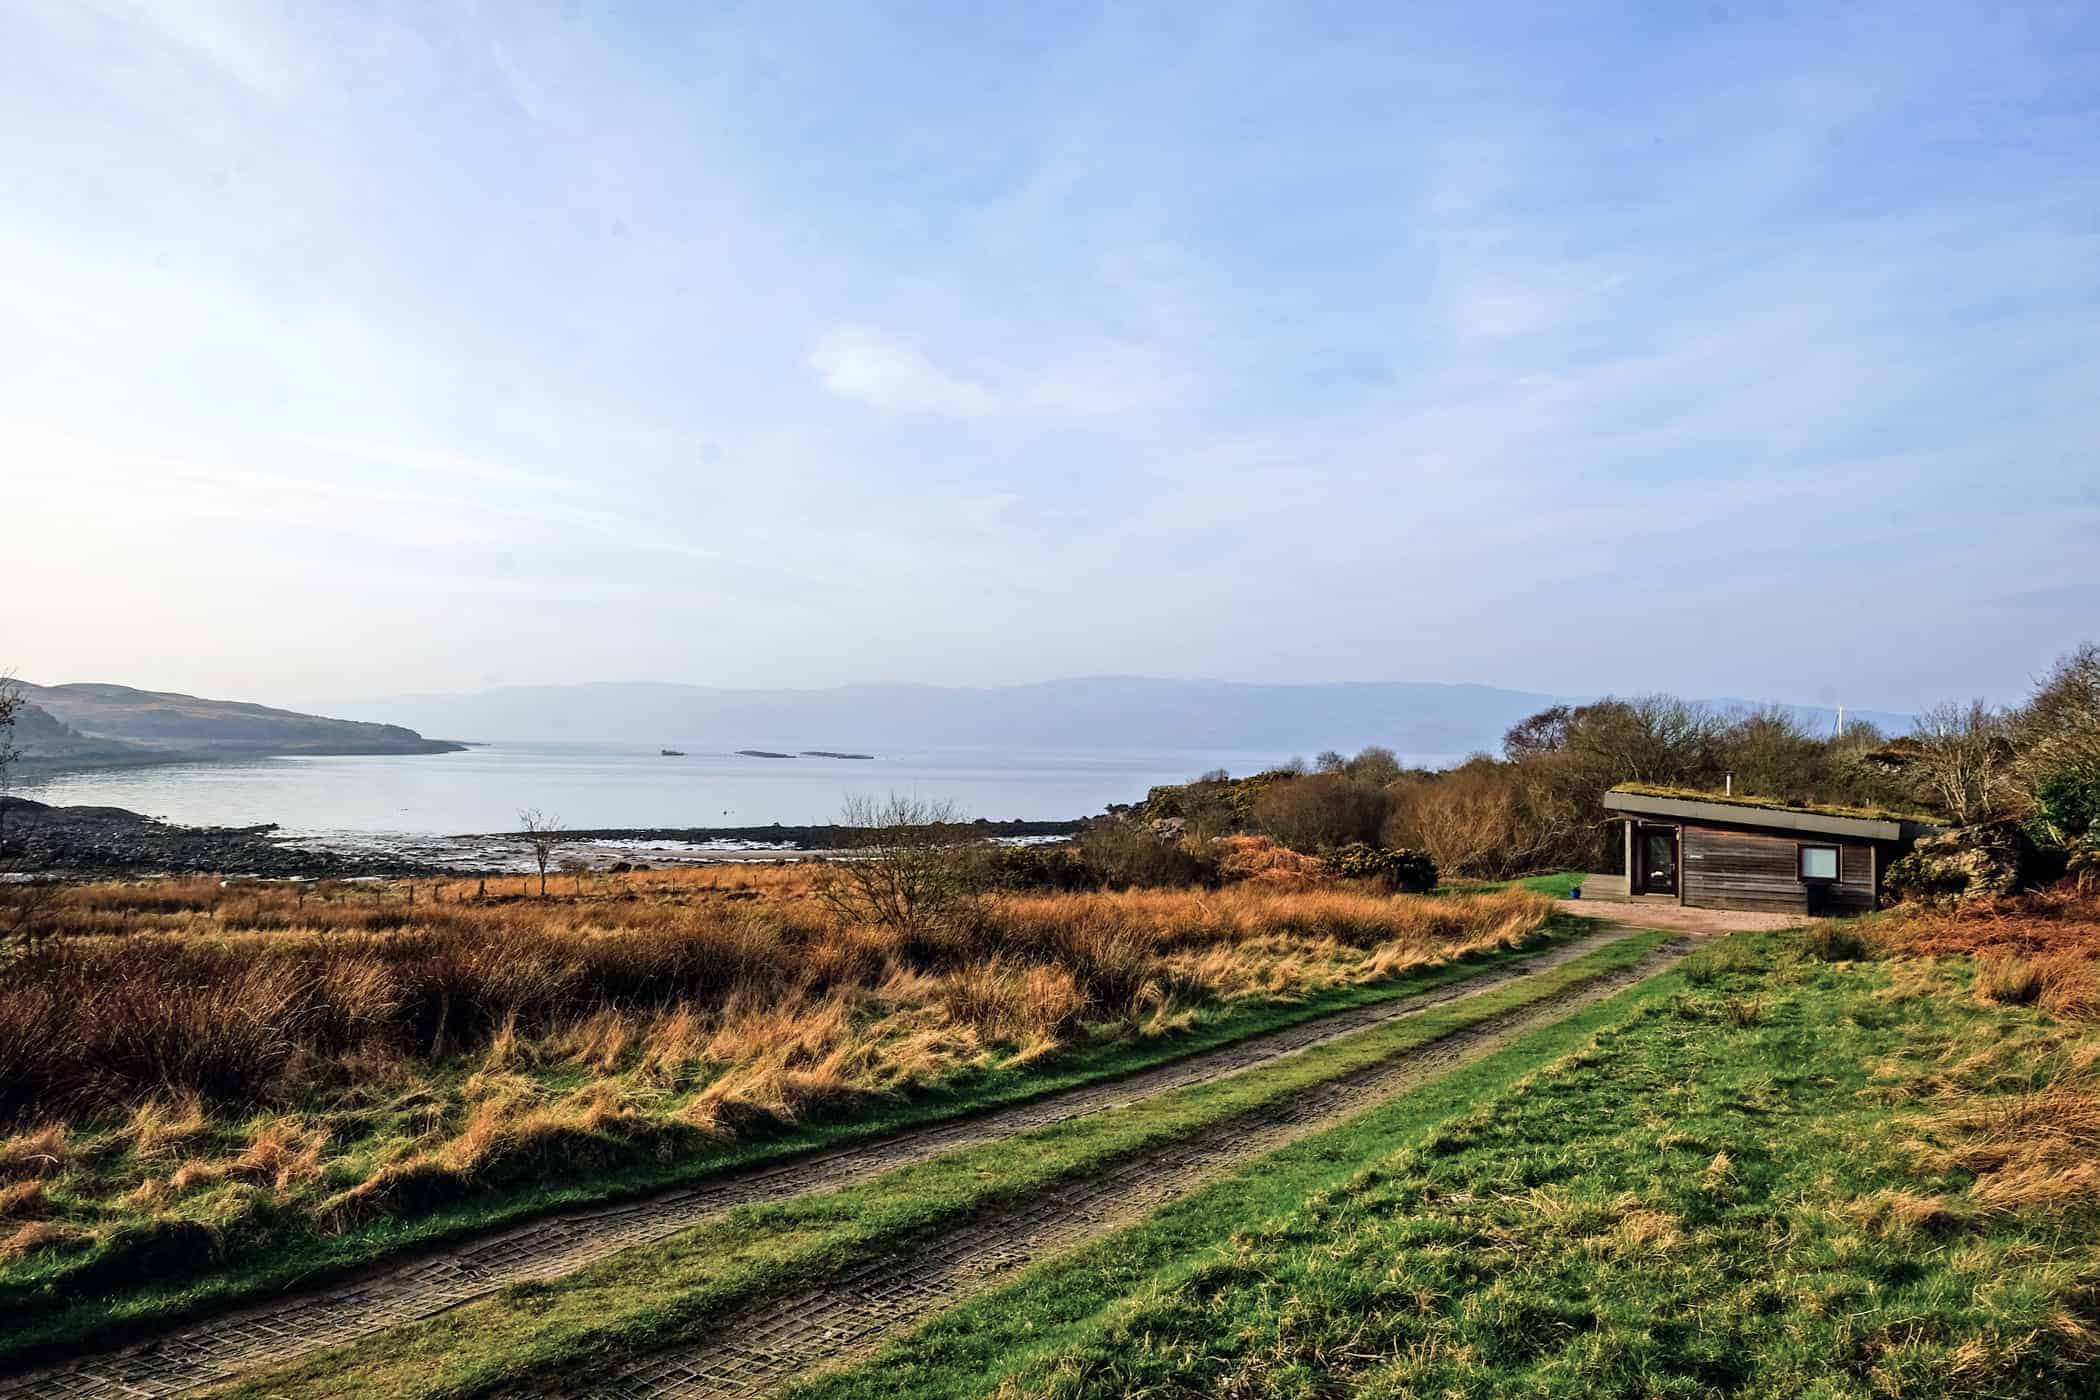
[17,682,464,760]
[4,699,160,769]
[337,677,1914,756]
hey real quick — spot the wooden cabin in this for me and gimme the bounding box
[1579,787,1941,916]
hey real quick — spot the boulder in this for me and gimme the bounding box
[1884,821,2049,909]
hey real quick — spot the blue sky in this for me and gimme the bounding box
[3,0,2095,713]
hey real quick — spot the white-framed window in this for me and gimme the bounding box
[1799,844,1840,882]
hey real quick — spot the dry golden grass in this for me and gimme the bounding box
[1210,834,1326,886]
[1865,914,2100,1230]
[0,866,1555,1253]
[1920,1079,2100,1218]
[0,1125,69,1179]
[1876,883,2100,961]
[1836,1186,1965,1237]
[1873,882,2100,1031]
[1,1220,85,1261]
[0,1179,45,1221]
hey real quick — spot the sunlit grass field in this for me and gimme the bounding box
[789,910,2100,1399]
[0,864,1558,1364]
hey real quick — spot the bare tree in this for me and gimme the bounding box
[518,808,565,897]
[0,675,64,965]
[1386,762,1522,879]
[814,793,974,936]
[1908,699,2017,825]
[1343,745,1403,786]
[0,674,22,857]
[1252,772,1387,851]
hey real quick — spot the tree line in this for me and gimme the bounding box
[1141,643,2100,882]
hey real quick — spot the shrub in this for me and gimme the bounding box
[1074,823,1218,890]
[1386,763,1525,879]
[2035,767,2100,845]
[1252,773,1389,851]
[1141,770,1289,833]
[812,794,977,936]
[960,842,1096,893]
[1322,843,1437,893]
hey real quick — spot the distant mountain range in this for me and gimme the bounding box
[7,682,464,770]
[334,678,1916,758]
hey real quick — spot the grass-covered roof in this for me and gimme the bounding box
[1608,783,1941,826]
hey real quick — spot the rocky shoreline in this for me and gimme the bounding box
[0,799,1090,878]
[0,798,434,878]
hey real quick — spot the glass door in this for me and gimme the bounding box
[1638,825,1678,895]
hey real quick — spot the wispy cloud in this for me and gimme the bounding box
[806,324,1176,420]
[62,0,306,99]
[806,325,998,418]
[288,436,581,493]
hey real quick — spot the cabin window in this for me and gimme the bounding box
[1799,844,1839,882]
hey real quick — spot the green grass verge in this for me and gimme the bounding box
[1441,870,1585,898]
[208,931,1671,1399]
[2,916,1601,1371]
[793,932,2100,1399]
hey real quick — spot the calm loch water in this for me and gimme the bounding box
[19,741,1460,843]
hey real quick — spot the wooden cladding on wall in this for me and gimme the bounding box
[1680,823,1877,915]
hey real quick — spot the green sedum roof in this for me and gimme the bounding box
[1608,783,1941,827]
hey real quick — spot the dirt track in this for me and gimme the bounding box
[559,934,1690,1399]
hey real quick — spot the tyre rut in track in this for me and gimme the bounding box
[560,937,1688,1399]
[0,928,1631,1399]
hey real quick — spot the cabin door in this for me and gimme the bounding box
[1636,824,1679,896]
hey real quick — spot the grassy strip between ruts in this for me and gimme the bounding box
[789,929,2100,1400]
[206,931,1671,1399]
[1,914,1592,1370]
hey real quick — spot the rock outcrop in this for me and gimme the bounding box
[1884,821,2057,909]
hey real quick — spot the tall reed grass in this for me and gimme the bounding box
[0,868,1554,1251]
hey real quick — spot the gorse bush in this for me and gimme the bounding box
[958,841,1097,892]
[1073,822,1220,889]
[2017,643,2100,845]
[2036,767,2100,844]
[1321,842,1437,893]
[965,833,1221,893]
